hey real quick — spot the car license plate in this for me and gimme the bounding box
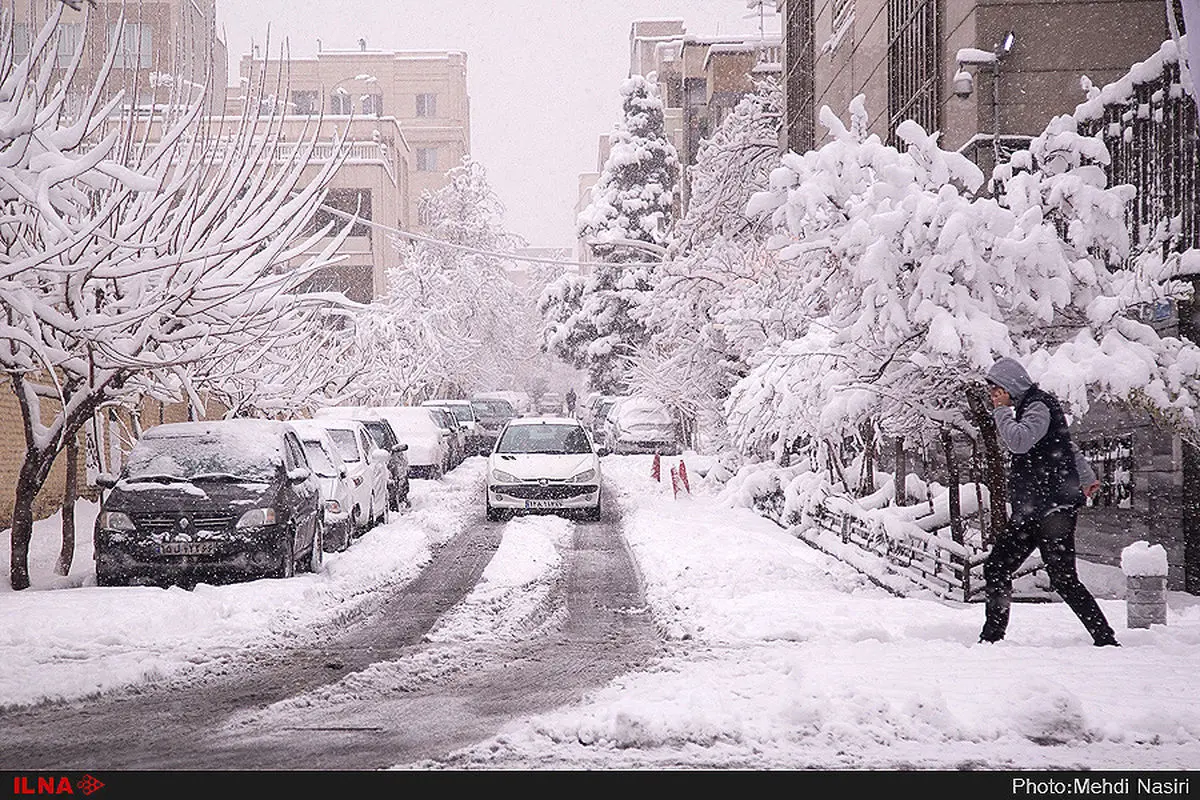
[158,541,217,556]
[524,499,563,509]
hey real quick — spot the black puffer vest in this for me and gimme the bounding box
[1009,385,1083,522]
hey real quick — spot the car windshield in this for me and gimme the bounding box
[445,405,474,423]
[360,420,395,449]
[472,399,514,418]
[496,424,591,455]
[324,428,362,462]
[125,435,278,482]
[301,440,339,478]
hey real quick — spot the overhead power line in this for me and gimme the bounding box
[313,203,662,270]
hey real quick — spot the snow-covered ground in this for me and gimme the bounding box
[3,455,1200,770]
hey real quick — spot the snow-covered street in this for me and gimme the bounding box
[3,454,1200,770]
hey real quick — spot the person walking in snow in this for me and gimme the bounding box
[979,357,1120,647]
[565,387,577,416]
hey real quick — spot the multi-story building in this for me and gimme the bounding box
[627,19,782,212]
[578,20,780,262]
[236,44,471,302]
[777,0,1166,178]
[9,0,228,114]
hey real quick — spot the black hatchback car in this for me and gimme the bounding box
[93,419,323,587]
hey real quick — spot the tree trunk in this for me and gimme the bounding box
[56,435,79,577]
[9,455,47,591]
[966,387,1008,545]
[941,427,964,546]
[893,437,906,506]
[856,422,875,497]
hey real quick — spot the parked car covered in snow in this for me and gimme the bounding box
[372,407,451,479]
[470,395,518,452]
[291,425,356,552]
[423,398,485,456]
[313,407,410,511]
[292,418,388,538]
[93,419,323,587]
[422,405,465,471]
[601,397,682,456]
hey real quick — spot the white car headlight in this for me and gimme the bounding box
[99,510,136,531]
[236,508,278,528]
[491,469,519,483]
[568,468,597,484]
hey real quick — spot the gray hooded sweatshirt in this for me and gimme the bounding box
[985,357,1096,486]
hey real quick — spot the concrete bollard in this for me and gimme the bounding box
[1121,541,1169,629]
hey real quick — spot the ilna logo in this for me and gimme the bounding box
[12,776,104,796]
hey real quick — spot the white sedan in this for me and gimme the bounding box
[486,417,601,521]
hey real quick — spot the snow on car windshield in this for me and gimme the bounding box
[472,399,514,417]
[324,428,363,462]
[125,432,280,481]
[497,424,591,455]
[301,440,339,478]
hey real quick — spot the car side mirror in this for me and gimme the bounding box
[95,473,117,489]
[393,443,408,452]
[287,467,311,483]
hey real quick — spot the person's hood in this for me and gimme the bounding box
[985,357,1034,401]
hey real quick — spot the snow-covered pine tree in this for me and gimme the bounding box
[543,73,679,394]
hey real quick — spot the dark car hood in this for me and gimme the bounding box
[106,478,277,513]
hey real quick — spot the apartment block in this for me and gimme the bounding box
[778,0,1166,176]
[8,0,228,113]
[236,46,471,301]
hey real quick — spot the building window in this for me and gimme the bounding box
[304,188,372,237]
[55,23,81,67]
[12,23,30,61]
[415,147,439,172]
[1079,435,1135,510]
[330,90,352,115]
[362,94,383,115]
[783,0,815,154]
[886,0,939,147]
[291,90,318,115]
[416,93,437,118]
[108,23,153,69]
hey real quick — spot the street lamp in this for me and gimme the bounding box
[955,30,1016,169]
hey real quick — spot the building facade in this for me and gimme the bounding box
[778,0,1166,178]
[9,0,229,113]
[237,46,471,302]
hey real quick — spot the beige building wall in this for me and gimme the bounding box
[9,0,228,114]
[237,48,470,239]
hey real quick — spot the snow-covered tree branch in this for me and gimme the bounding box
[0,8,352,589]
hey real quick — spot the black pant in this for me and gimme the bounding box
[981,508,1117,644]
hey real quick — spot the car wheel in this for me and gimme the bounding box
[307,521,324,573]
[274,531,296,579]
[486,498,501,521]
[588,497,602,521]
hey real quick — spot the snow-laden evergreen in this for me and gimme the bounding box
[542,74,679,394]
[627,79,783,452]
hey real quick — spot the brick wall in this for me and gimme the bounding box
[0,385,91,531]
[0,385,228,532]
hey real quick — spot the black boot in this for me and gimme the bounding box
[979,592,1011,643]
